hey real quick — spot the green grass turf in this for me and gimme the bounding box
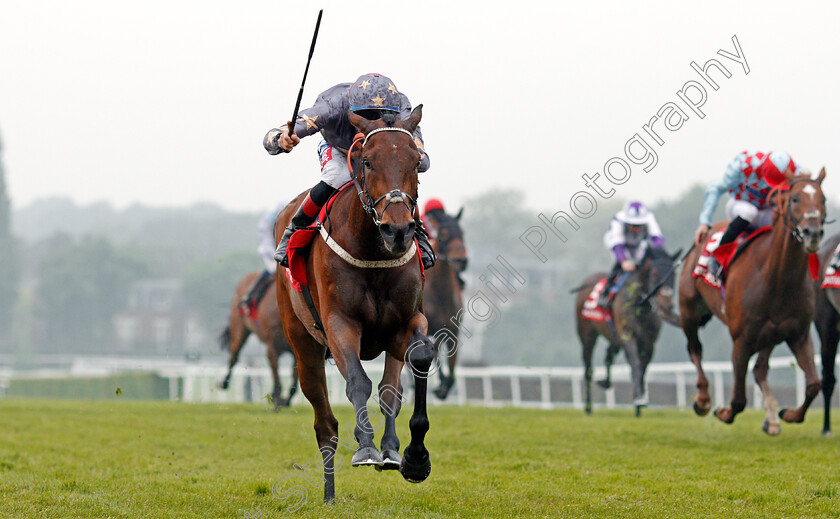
[0,400,838,518]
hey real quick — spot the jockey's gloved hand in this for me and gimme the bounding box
[620,259,636,272]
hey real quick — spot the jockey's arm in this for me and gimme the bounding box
[263,101,331,155]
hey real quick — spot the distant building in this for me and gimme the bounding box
[113,279,206,355]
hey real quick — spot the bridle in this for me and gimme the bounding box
[347,127,419,227]
[771,179,827,244]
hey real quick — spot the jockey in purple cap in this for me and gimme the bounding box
[263,73,435,269]
[693,150,808,278]
[599,201,666,306]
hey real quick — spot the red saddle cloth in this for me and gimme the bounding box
[693,226,820,289]
[284,184,354,292]
[822,242,840,288]
[581,278,610,322]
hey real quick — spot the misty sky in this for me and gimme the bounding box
[1,1,839,217]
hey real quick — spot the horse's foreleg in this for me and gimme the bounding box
[816,304,839,436]
[377,354,404,470]
[326,316,381,467]
[623,337,648,411]
[580,329,596,414]
[267,343,282,409]
[780,334,821,424]
[714,338,750,424]
[753,348,780,435]
[400,313,434,484]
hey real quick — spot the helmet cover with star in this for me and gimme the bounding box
[349,73,401,113]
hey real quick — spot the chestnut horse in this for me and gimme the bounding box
[679,168,827,434]
[275,106,434,503]
[423,207,468,400]
[813,231,840,436]
[574,247,681,417]
[219,271,298,408]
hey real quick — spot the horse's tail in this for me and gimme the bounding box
[569,283,590,294]
[219,326,232,351]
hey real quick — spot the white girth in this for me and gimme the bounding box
[319,224,417,268]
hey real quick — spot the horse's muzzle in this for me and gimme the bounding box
[801,223,824,253]
[380,221,416,254]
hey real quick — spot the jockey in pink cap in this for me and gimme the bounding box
[694,150,808,277]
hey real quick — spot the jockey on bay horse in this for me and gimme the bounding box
[264,73,436,270]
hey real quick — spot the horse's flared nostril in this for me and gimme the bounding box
[380,223,396,239]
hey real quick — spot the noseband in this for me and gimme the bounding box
[347,127,418,227]
[773,180,825,244]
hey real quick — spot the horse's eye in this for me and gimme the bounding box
[362,158,371,170]
[792,196,800,203]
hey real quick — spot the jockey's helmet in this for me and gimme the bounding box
[619,201,650,225]
[349,73,401,120]
[758,151,795,189]
[424,198,445,214]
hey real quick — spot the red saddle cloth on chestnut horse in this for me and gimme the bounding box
[693,227,771,289]
[694,225,820,290]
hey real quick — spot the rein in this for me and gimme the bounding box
[347,127,418,227]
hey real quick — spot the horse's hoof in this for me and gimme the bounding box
[375,449,401,472]
[584,406,592,415]
[400,448,431,483]
[219,380,230,390]
[433,386,448,400]
[761,419,781,436]
[635,406,642,418]
[693,401,710,416]
[713,407,735,424]
[596,379,612,390]
[778,408,801,423]
[822,429,833,438]
[352,446,383,467]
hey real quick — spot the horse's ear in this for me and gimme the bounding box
[817,167,826,184]
[348,110,379,135]
[400,104,423,134]
[671,248,683,262]
[456,207,464,221]
[783,164,797,183]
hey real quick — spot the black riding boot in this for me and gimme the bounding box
[415,216,436,269]
[709,216,751,278]
[238,270,272,314]
[719,216,751,247]
[275,206,317,267]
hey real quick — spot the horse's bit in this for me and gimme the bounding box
[347,127,419,227]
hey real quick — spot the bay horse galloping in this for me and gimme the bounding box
[679,168,827,434]
[422,206,467,400]
[813,231,840,436]
[574,247,681,417]
[219,271,298,409]
[275,106,434,503]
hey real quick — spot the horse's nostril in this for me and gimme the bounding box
[406,221,416,236]
[380,224,396,238]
